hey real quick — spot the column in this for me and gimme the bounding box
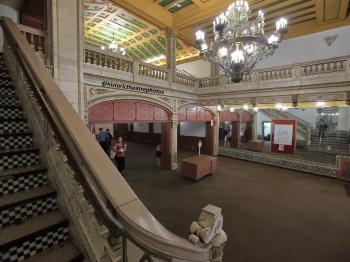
[252,111,257,139]
[50,0,85,118]
[166,28,176,83]
[170,117,178,170]
[210,62,220,77]
[213,113,220,155]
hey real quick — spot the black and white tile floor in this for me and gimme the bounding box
[0,53,83,261]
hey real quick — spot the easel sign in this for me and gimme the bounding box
[270,119,296,155]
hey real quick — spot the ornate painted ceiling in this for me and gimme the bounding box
[84,0,200,66]
[86,0,350,66]
[114,0,350,46]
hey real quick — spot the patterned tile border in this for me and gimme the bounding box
[219,147,338,178]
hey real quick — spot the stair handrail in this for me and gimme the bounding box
[1,16,212,261]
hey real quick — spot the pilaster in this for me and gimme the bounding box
[166,28,176,84]
[170,115,178,170]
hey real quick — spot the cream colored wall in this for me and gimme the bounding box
[50,0,84,117]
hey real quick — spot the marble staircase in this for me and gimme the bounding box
[0,54,83,261]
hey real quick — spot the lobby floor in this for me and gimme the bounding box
[123,143,350,262]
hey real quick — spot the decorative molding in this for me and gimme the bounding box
[219,147,338,178]
[324,35,338,46]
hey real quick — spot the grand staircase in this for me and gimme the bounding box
[0,54,83,261]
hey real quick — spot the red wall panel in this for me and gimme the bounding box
[187,107,197,121]
[154,107,169,121]
[136,103,154,121]
[114,102,136,121]
[89,102,114,122]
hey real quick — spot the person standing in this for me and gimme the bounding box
[114,136,127,174]
[106,128,113,153]
[96,128,109,155]
[319,119,328,138]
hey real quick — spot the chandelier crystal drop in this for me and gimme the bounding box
[195,0,287,83]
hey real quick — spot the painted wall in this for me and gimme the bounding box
[257,25,350,68]
[180,122,206,137]
[0,3,19,52]
[133,123,149,133]
[176,59,210,78]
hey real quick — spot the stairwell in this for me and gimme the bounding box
[309,130,349,153]
[0,54,83,261]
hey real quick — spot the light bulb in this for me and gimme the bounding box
[231,43,244,63]
[195,30,205,41]
[218,47,228,57]
[230,107,235,112]
[268,34,279,44]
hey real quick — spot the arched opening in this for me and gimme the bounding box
[219,110,240,148]
[88,100,172,169]
[177,106,215,155]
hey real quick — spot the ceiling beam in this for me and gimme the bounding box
[315,0,349,25]
[163,0,184,10]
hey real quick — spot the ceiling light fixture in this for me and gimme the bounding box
[101,32,126,55]
[195,1,287,83]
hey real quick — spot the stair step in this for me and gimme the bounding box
[0,186,57,228]
[0,78,13,88]
[0,211,69,261]
[0,119,29,134]
[0,147,40,170]
[0,86,15,96]
[0,132,33,151]
[26,240,83,262]
[0,107,23,120]
[0,165,48,196]
[0,96,20,107]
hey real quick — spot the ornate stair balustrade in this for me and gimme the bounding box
[2,16,224,262]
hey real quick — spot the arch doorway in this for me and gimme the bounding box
[88,100,172,169]
[219,110,240,148]
[177,106,215,155]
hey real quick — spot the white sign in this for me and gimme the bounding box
[274,124,293,145]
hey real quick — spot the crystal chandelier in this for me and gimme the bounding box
[101,32,126,55]
[195,0,287,83]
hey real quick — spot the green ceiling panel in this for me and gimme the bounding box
[117,13,148,29]
[135,36,143,41]
[94,31,121,42]
[100,27,127,39]
[131,47,146,59]
[129,39,136,44]
[169,0,193,13]
[158,36,166,47]
[150,39,165,53]
[142,32,150,38]
[105,22,134,36]
[149,29,158,35]
[144,42,159,56]
[159,0,174,7]
[110,18,140,33]
[137,45,152,57]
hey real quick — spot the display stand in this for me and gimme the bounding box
[270,119,296,155]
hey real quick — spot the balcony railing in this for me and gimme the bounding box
[84,47,133,73]
[139,62,168,81]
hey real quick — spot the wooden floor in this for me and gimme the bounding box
[123,142,350,262]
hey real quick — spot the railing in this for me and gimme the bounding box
[1,16,215,262]
[139,63,168,81]
[84,46,133,73]
[301,59,346,76]
[18,24,46,55]
[199,77,221,88]
[176,73,195,87]
[258,67,292,81]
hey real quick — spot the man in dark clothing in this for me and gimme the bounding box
[106,128,113,153]
[319,119,328,138]
[96,128,110,155]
